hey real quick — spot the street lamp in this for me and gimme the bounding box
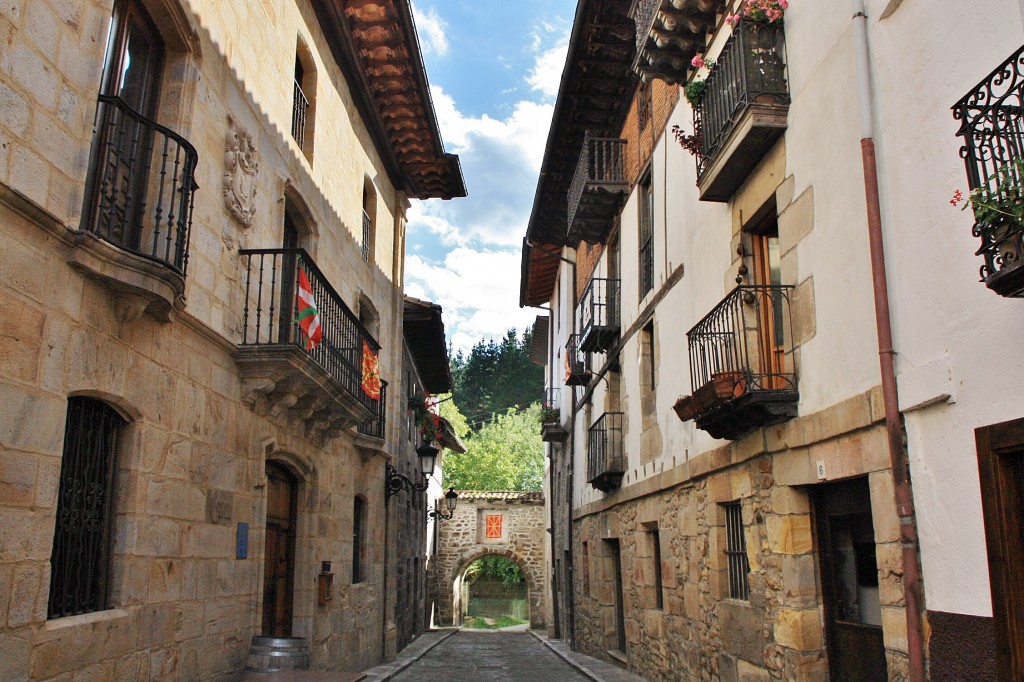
[427,488,458,521]
[385,439,440,498]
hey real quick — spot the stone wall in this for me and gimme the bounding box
[0,0,433,679]
[432,492,547,629]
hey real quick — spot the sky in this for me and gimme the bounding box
[404,1,577,354]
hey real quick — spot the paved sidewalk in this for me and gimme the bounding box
[529,631,648,682]
[360,628,458,681]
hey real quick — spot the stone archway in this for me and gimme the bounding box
[431,491,546,629]
[449,548,540,628]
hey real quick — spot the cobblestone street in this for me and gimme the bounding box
[391,631,587,681]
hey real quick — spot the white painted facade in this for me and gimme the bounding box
[534,0,1024,674]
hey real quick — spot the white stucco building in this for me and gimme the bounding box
[524,1,1024,679]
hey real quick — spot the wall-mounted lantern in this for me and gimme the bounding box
[427,488,458,521]
[385,439,439,498]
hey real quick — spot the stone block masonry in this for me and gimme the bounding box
[431,492,547,629]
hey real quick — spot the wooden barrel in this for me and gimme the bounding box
[245,636,310,672]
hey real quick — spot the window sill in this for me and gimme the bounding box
[41,608,130,638]
[607,649,628,665]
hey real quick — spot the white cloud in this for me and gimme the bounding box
[526,42,568,98]
[403,11,573,352]
[412,5,448,56]
[405,249,539,354]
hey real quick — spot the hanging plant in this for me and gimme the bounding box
[727,0,789,26]
[409,391,444,442]
[684,79,706,107]
[671,123,703,157]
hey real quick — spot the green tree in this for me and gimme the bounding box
[465,556,525,585]
[451,328,543,427]
[443,403,544,492]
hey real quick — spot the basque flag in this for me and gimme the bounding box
[294,268,323,350]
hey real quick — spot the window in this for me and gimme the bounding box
[292,42,316,156]
[48,397,125,618]
[723,502,750,600]
[638,172,654,298]
[641,321,656,400]
[352,496,367,583]
[362,181,377,264]
[647,525,663,609]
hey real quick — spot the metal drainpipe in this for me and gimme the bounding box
[852,3,926,679]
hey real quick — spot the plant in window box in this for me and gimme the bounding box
[726,0,789,26]
[540,407,560,424]
[952,159,1024,273]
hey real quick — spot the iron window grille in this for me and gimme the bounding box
[353,496,367,583]
[361,209,371,263]
[952,44,1024,291]
[292,79,309,149]
[48,397,125,618]
[724,501,750,600]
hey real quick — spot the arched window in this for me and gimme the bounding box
[48,397,126,618]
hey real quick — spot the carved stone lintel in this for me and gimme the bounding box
[224,121,259,227]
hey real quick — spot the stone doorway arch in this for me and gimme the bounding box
[431,491,546,629]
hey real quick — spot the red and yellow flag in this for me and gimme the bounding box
[294,268,322,350]
[361,340,381,400]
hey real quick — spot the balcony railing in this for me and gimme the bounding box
[564,334,590,387]
[567,132,628,242]
[239,248,382,422]
[953,44,1024,297]
[361,210,371,263]
[83,95,199,276]
[292,80,309,149]
[541,387,567,443]
[694,20,789,202]
[674,284,797,440]
[588,412,624,492]
[579,278,620,353]
[358,381,387,439]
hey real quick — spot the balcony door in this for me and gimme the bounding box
[749,217,785,388]
[89,0,165,249]
[278,217,299,344]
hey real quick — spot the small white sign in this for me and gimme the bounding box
[816,460,827,480]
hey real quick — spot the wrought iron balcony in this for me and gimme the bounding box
[579,277,620,353]
[631,0,724,85]
[357,381,387,440]
[73,95,199,317]
[564,334,591,387]
[673,284,797,440]
[567,133,628,243]
[588,412,625,492]
[237,248,382,439]
[953,44,1024,297]
[693,20,789,202]
[541,387,567,443]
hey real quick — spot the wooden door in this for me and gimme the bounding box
[750,226,785,388]
[263,463,297,637]
[976,417,1024,680]
[607,539,626,654]
[814,478,887,681]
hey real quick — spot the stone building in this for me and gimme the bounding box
[522,0,1024,680]
[430,491,546,630]
[0,0,463,679]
